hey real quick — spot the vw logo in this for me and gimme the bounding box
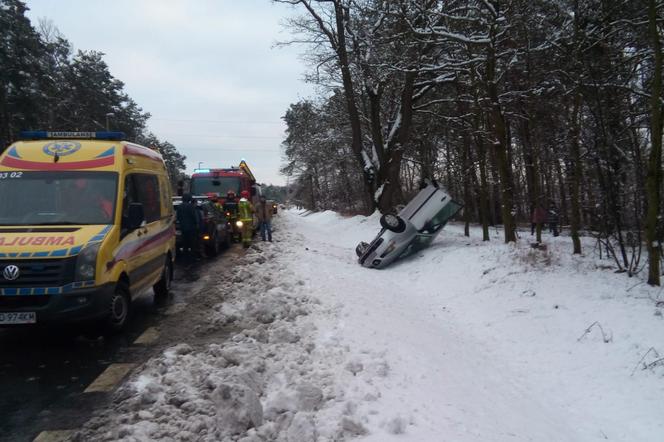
[2,265,20,281]
[43,141,81,157]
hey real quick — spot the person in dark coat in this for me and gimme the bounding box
[547,203,560,237]
[255,196,273,242]
[177,193,201,261]
[531,205,547,241]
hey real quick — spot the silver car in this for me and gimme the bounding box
[356,183,462,269]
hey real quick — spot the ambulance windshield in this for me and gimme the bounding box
[190,176,241,196]
[0,171,118,225]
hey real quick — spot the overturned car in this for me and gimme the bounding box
[356,183,462,269]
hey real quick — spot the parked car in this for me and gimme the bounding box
[356,182,462,269]
[173,196,232,257]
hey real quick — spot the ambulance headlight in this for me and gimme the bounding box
[236,220,244,228]
[75,243,100,282]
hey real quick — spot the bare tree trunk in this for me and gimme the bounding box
[462,132,472,237]
[476,135,491,241]
[646,0,663,285]
[569,91,583,254]
[377,71,417,212]
[486,25,516,242]
[520,118,540,232]
[554,157,568,229]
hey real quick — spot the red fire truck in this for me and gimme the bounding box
[189,161,260,241]
[190,160,257,199]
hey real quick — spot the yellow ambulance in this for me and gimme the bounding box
[0,131,176,331]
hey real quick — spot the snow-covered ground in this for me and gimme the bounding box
[79,209,664,441]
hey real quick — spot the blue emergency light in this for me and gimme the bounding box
[19,131,126,140]
[193,168,211,173]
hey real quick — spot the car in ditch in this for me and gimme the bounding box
[356,182,462,269]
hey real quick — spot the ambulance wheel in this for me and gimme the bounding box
[105,283,130,333]
[153,258,173,301]
[224,232,232,249]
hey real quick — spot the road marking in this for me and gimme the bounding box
[33,430,75,442]
[84,363,136,393]
[133,327,159,345]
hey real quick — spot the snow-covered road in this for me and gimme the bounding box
[77,209,664,441]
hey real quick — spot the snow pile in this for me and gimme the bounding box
[77,228,398,441]
[78,210,664,441]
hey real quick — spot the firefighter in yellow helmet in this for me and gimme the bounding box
[237,190,254,248]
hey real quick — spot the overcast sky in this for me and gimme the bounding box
[24,0,315,185]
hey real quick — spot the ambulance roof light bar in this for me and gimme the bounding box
[19,131,126,140]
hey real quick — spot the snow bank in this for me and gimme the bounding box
[77,210,664,441]
[282,210,664,441]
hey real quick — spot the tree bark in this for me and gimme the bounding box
[476,134,491,241]
[569,90,583,254]
[646,0,663,285]
[485,17,516,243]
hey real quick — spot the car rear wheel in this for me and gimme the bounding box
[206,232,220,257]
[380,214,406,233]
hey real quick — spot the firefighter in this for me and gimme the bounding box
[237,190,254,248]
[224,190,239,242]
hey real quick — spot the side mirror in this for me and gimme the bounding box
[177,180,184,196]
[126,202,145,230]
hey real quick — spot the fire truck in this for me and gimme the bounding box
[189,161,260,241]
[190,161,257,200]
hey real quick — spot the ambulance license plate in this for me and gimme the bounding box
[0,312,36,324]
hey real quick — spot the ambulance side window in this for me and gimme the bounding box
[158,176,172,217]
[134,174,161,223]
[121,175,139,234]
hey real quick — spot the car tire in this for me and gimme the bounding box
[153,257,172,301]
[356,241,370,257]
[380,214,406,233]
[206,232,220,257]
[105,282,130,333]
[224,231,232,249]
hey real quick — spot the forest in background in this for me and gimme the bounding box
[278,0,664,284]
[0,0,187,188]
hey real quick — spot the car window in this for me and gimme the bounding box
[425,200,462,232]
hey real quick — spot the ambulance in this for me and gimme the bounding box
[0,131,176,331]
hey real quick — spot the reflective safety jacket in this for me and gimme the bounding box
[238,198,253,220]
